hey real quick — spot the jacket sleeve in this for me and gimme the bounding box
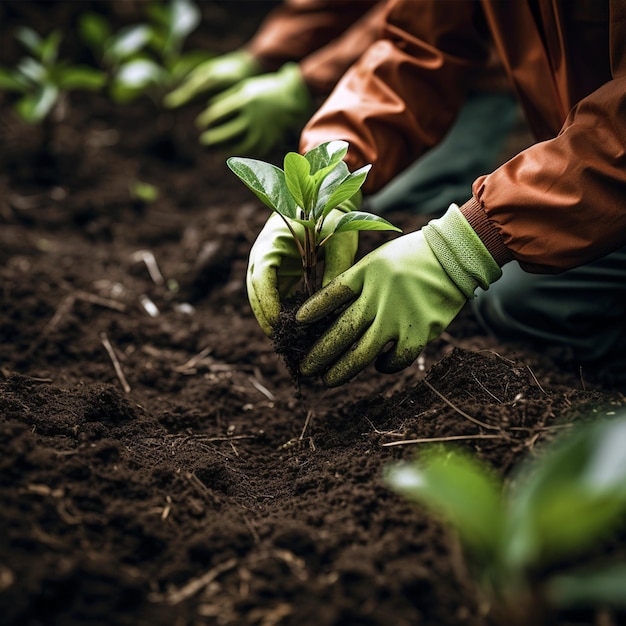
[299,0,491,192]
[299,2,386,96]
[460,74,626,274]
[245,0,379,73]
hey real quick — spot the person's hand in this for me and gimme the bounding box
[296,205,503,386]
[164,50,261,108]
[247,203,359,337]
[194,63,311,156]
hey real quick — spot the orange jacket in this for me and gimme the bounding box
[300,0,626,274]
[246,1,383,96]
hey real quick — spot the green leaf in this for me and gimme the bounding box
[109,84,143,103]
[312,160,349,219]
[547,563,626,609]
[145,2,169,28]
[290,218,316,230]
[110,58,166,102]
[78,12,112,56]
[505,416,626,571]
[227,157,297,218]
[114,58,166,89]
[40,30,62,65]
[58,66,106,91]
[105,24,152,64]
[334,211,402,234]
[322,164,371,218]
[284,152,314,213]
[130,180,159,203]
[304,140,348,175]
[146,0,199,60]
[168,0,201,46]
[386,447,504,556]
[0,68,27,92]
[16,57,47,84]
[169,50,214,82]
[15,27,42,56]
[15,84,59,123]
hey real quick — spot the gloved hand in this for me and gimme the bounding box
[194,62,311,156]
[296,204,503,386]
[164,50,261,108]
[247,200,359,337]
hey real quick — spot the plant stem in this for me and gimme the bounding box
[302,226,317,297]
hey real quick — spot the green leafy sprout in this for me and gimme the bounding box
[78,0,213,103]
[386,414,626,619]
[130,180,159,204]
[0,26,105,125]
[227,141,401,296]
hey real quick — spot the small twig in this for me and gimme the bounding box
[175,345,213,372]
[195,435,258,443]
[151,558,238,605]
[74,290,126,312]
[138,294,160,317]
[40,290,126,343]
[525,432,541,451]
[299,409,314,441]
[161,495,172,521]
[185,471,212,498]
[477,349,517,364]
[243,515,261,545]
[526,365,547,394]
[471,372,502,403]
[43,294,76,334]
[383,434,503,447]
[364,415,406,437]
[422,378,500,431]
[509,423,573,432]
[100,332,131,393]
[130,249,165,286]
[248,375,275,401]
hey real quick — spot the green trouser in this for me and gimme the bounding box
[473,249,626,387]
[366,90,523,215]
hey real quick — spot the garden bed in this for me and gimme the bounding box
[1,3,624,625]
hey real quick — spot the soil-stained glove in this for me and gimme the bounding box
[247,200,359,337]
[297,204,503,386]
[195,63,311,156]
[164,50,261,108]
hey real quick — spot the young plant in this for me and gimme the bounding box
[79,0,212,104]
[227,140,401,296]
[386,414,626,625]
[129,180,159,205]
[0,26,105,151]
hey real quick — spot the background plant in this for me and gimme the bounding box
[78,0,212,104]
[0,26,105,152]
[386,414,626,625]
[227,140,401,296]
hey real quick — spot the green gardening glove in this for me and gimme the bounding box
[195,62,312,157]
[247,201,359,337]
[296,204,503,386]
[164,50,261,108]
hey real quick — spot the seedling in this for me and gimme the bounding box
[386,414,626,624]
[130,180,159,205]
[227,141,401,296]
[79,0,212,104]
[0,26,105,151]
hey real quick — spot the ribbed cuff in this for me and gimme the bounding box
[459,197,513,267]
[423,205,502,298]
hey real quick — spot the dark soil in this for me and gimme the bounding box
[1,3,625,626]
[272,292,335,390]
